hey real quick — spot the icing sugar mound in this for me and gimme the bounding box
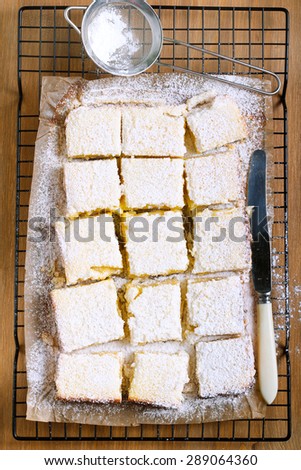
[88,5,141,70]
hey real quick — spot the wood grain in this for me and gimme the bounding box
[0,0,300,450]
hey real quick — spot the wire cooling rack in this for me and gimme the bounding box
[14,5,290,441]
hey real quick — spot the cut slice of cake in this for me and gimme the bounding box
[192,207,251,274]
[185,151,243,207]
[56,352,123,403]
[65,105,121,158]
[121,210,189,277]
[122,106,186,156]
[121,157,184,210]
[186,96,247,153]
[186,275,245,336]
[195,336,255,397]
[64,159,121,218]
[128,351,189,407]
[125,280,182,344]
[55,214,123,285]
[51,279,124,352]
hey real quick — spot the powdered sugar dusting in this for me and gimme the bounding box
[24,73,272,426]
[88,5,140,70]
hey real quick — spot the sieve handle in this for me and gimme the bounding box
[160,37,281,96]
[64,6,87,36]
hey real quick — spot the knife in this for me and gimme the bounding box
[247,149,278,405]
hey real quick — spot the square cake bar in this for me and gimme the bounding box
[64,159,121,218]
[128,352,189,407]
[122,106,186,156]
[55,214,122,285]
[125,280,182,344]
[65,106,121,158]
[121,158,184,210]
[192,207,251,274]
[185,150,243,207]
[56,352,123,403]
[187,95,247,153]
[121,210,189,277]
[186,275,245,336]
[51,279,124,352]
[195,336,255,397]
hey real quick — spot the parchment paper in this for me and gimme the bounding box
[25,73,275,426]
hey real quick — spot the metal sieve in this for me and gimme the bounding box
[65,0,281,95]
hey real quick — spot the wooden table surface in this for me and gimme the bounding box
[1,0,300,451]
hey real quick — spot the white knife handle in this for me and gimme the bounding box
[257,301,278,404]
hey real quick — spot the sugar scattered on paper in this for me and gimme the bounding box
[25,73,271,426]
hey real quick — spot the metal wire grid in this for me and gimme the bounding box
[13,5,290,441]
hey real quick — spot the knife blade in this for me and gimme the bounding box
[247,149,278,405]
